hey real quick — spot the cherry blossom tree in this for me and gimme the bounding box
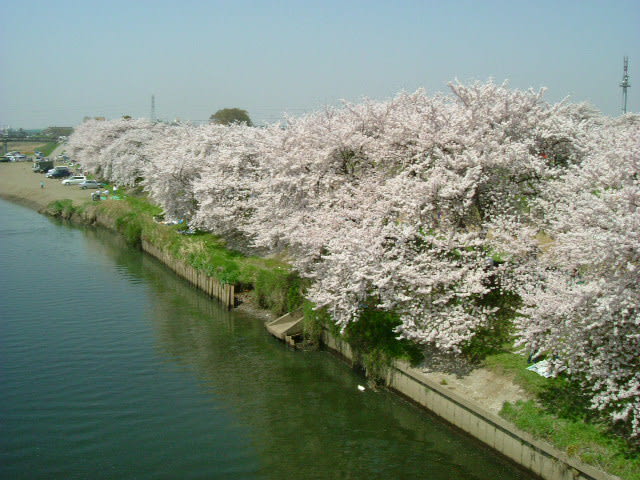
[65,85,639,436]
[506,114,640,437]
[66,118,158,179]
[140,123,213,221]
[244,82,590,354]
[99,120,167,187]
[189,123,272,239]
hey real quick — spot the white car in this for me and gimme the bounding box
[5,153,26,161]
[62,175,87,185]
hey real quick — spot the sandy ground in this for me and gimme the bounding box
[420,365,530,414]
[0,158,530,414]
[0,160,96,211]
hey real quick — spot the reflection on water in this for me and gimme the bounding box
[0,199,533,480]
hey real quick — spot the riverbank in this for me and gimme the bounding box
[0,161,631,480]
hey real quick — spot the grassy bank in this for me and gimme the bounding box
[38,142,59,157]
[485,352,639,480]
[48,189,302,316]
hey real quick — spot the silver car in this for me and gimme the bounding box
[80,180,102,189]
[62,175,87,185]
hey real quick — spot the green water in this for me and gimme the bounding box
[0,198,534,479]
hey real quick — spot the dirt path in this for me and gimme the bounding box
[421,367,530,414]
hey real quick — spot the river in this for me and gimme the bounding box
[0,198,534,479]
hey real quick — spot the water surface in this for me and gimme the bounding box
[0,198,533,479]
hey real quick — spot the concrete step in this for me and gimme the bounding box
[266,311,304,340]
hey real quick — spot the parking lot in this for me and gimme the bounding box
[0,162,97,210]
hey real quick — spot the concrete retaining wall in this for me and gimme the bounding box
[84,211,234,308]
[141,240,234,308]
[321,329,619,480]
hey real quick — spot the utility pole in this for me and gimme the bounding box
[151,94,156,122]
[620,57,631,114]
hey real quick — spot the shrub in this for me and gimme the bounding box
[46,199,77,218]
[254,269,303,315]
[342,305,423,383]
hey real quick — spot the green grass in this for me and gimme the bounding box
[485,351,639,479]
[45,199,78,218]
[39,142,58,157]
[123,195,163,216]
[501,401,640,480]
[483,352,551,395]
[4,141,54,155]
[92,192,299,315]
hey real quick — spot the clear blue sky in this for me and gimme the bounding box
[1,0,638,128]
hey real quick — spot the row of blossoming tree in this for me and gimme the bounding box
[67,81,639,438]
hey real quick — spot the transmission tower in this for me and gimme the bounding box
[151,94,156,122]
[620,57,631,114]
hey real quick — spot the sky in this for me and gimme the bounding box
[1,0,638,129]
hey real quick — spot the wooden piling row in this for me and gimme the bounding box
[141,240,235,309]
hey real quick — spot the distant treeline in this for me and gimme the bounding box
[2,126,73,140]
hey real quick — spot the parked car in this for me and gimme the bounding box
[80,180,103,189]
[45,166,71,178]
[4,152,26,161]
[62,175,87,185]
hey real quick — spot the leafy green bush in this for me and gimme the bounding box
[462,281,520,361]
[115,212,144,247]
[342,306,423,383]
[254,268,303,315]
[46,199,77,218]
[301,301,334,347]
